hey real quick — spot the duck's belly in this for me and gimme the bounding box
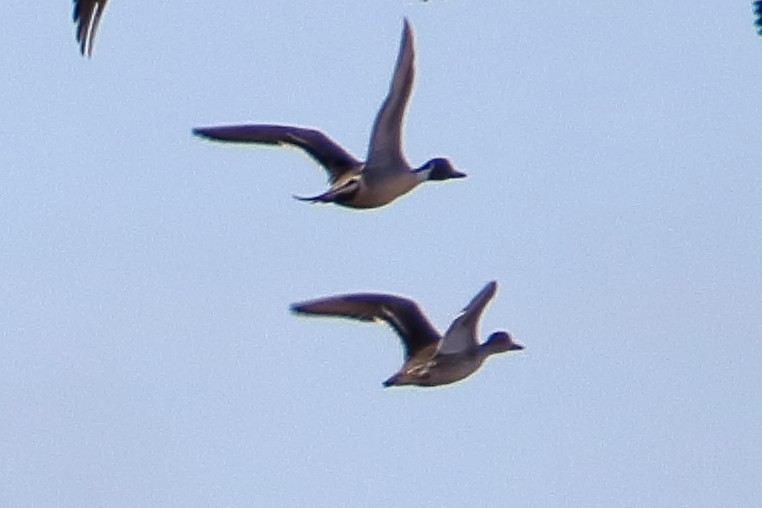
[341,175,419,209]
[391,354,482,387]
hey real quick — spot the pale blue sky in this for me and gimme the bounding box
[1,1,761,506]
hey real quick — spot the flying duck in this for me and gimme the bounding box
[193,19,466,209]
[73,0,108,57]
[291,281,523,387]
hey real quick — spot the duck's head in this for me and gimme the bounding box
[484,331,524,354]
[420,158,467,181]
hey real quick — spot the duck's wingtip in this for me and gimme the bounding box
[402,18,413,35]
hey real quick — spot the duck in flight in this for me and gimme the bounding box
[73,0,108,57]
[193,19,466,209]
[291,281,524,387]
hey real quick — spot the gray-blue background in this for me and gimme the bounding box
[2,1,760,506]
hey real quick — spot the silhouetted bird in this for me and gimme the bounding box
[193,19,466,209]
[292,281,524,387]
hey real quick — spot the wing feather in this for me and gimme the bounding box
[73,0,108,57]
[438,281,498,355]
[292,293,441,358]
[193,124,361,182]
[365,19,415,169]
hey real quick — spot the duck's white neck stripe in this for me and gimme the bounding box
[415,167,432,183]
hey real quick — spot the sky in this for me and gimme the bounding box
[1,1,761,506]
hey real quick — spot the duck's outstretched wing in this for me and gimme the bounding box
[292,293,441,359]
[366,19,415,169]
[438,281,498,355]
[73,0,108,57]
[193,124,362,183]
[754,1,762,35]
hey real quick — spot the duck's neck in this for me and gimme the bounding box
[480,341,505,357]
[413,164,433,182]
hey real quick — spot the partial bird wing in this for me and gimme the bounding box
[754,1,762,35]
[193,124,362,183]
[365,18,415,169]
[73,0,108,57]
[438,281,498,355]
[291,293,441,359]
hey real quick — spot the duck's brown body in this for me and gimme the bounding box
[292,281,524,388]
